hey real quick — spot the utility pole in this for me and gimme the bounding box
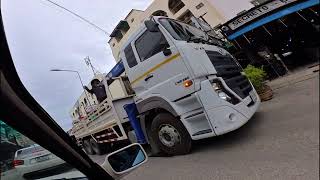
[84,56,96,76]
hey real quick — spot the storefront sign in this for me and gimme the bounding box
[228,0,297,30]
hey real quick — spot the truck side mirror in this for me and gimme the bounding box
[159,39,172,56]
[145,20,159,32]
[163,47,172,56]
[102,143,147,178]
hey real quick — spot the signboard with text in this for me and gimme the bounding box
[228,0,298,30]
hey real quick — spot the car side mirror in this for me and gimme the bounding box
[145,20,159,32]
[101,143,147,178]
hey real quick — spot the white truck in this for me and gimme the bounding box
[70,16,260,156]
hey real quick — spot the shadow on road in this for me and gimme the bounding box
[191,111,266,153]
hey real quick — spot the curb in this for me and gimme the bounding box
[267,72,319,90]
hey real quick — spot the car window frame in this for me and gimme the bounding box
[0,3,114,179]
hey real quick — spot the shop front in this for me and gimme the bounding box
[220,0,319,79]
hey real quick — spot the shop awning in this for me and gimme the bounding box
[221,0,319,40]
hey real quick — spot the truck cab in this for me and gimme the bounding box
[120,17,260,155]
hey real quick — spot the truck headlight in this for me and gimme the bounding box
[218,91,232,101]
[212,82,221,91]
[211,80,238,104]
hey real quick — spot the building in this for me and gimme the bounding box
[250,0,270,6]
[108,0,227,61]
[108,9,145,60]
[220,0,319,79]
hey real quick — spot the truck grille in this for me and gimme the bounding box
[206,51,252,99]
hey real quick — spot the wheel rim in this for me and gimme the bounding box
[158,124,181,147]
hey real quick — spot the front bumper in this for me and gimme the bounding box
[206,96,260,136]
[196,79,260,136]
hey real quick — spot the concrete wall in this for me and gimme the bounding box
[108,9,145,61]
[207,0,254,20]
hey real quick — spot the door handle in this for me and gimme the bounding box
[144,74,154,81]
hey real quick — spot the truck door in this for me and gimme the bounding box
[122,42,146,95]
[131,26,193,101]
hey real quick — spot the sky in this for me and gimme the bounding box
[1,0,252,131]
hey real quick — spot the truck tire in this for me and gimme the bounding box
[90,138,110,155]
[83,139,95,155]
[150,113,192,155]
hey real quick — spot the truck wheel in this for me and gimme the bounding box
[151,113,192,155]
[90,138,110,155]
[83,139,95,155]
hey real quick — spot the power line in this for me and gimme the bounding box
[41,0,110,35]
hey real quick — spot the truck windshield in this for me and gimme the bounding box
[159,18,207,42]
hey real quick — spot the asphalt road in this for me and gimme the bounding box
[92,76,319,180]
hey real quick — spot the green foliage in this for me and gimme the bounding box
[243,65,267,93]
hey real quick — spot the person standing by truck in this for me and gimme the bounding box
[84,79,107,104]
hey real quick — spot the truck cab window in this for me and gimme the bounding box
[135,29,169,62]
[124,44,138,68]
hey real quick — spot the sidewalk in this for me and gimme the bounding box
[267,64,319,90]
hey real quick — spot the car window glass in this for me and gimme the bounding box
[135,29,169,62]
[2,0,320,179]
[1,0,142,176]
[2,0,320,180]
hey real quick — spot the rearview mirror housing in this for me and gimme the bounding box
[101,143,147,178]
[144,20,159,32]
[163,48,172,56]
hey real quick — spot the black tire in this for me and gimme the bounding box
[150,113,192,155]
[83,139,95,155]
[90,138,110,155]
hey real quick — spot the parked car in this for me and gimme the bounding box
[13,144,66,179]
